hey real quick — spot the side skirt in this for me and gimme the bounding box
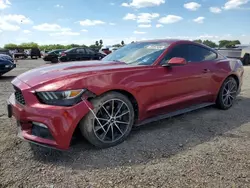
[135,102,214,127]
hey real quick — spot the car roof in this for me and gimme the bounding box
[0,49,9,52]
[51,49,65,51]
[134,39,218,54]
[134,39,213,49]
[134,39,189,44]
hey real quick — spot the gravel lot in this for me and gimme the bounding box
[0,59,250,188]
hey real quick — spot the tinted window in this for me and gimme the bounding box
[0,51,10,56]
[188,45,217,62]
[48,50,61,55]
[76,48,85,54]
[163,44,189,63]
[85,49,95,55]
[163,44,217,63]
[65,49,76,53]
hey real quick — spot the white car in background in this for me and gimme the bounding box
[241,46,250,65]
[217,44,250,65]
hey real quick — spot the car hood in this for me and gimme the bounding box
[16,60,131,88]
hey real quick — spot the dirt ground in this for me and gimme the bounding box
[0,59,250,188]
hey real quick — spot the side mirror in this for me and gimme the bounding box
[163,57,187,67]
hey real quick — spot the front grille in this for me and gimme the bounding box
[14,87,26,105]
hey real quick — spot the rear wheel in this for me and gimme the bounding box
[79,92,134,148]
[59,58,67,62]
[51,57,58,63]
[216,77,238,110]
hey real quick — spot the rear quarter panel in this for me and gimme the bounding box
[212,58,244,97]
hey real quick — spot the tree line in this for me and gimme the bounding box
[2,39,240,51]
[193,39,241,48]
[2,40,126,51]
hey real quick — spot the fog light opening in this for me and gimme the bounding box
[32,122,48,129]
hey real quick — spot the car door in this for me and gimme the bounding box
[185,44,217,102]
[149,44,215,115]
[85,48,97,60]
[66,49,77,61]
[75,48,85,60]
[79,48,88,60]
[83,48,93,60]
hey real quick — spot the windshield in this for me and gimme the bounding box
[48,49,64,54]
[64,48,75,53]
[102,42,170,65]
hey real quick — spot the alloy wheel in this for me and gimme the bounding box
[93,99,131,143]
[222,79,237,107]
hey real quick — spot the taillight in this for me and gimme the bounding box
[61,52,66,56]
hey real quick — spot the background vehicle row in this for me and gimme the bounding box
[58,47,106,62]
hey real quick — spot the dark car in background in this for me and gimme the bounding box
[43,49,65,63]
[30,48,41,59]
[0,49,12,57]
[41,50,50,57]
[0,54,16,76]
[58,47,106,62]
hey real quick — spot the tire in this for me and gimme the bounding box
[51,58,58,63]
[59,58,67,62]
[79,92,134,148]
[216,77,238,110]
[242,54,250,65]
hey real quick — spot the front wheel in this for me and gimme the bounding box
[79,92,134,148]
[216,77,238,110]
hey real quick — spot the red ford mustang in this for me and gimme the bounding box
[7,40,244,150]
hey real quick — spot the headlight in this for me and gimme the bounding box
[36,89,85,106]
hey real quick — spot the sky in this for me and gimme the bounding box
[0,0,250,47]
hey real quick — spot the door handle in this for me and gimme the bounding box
[203,69,210,73]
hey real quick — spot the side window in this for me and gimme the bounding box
[76,48,85,54]
[67,49,75,53]
[187,45,217,62]
[85,49,95,55]
[162,44,189,64]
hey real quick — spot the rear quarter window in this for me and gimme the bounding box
[85,49,95,55]
[65,49,76,53]
[187,44,218,62]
